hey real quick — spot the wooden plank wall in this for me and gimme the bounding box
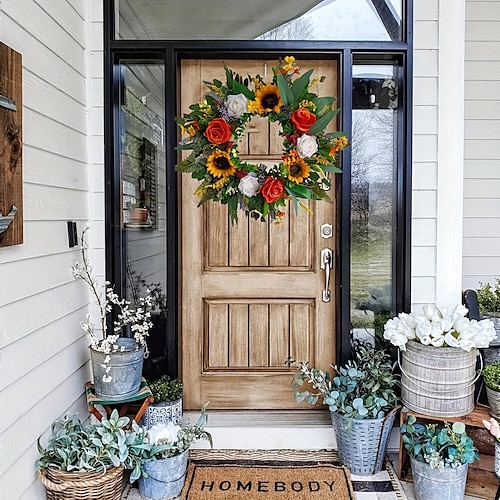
[463,0,500,290]
[0,1,102,498]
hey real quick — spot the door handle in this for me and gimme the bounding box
[320,248,333,303]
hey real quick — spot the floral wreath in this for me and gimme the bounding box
[175,56,349,224]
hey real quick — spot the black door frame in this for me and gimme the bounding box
[103,4,413,375]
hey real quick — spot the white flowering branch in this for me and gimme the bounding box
[71,228,153,359]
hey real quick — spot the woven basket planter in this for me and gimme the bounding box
[37,466,124,500]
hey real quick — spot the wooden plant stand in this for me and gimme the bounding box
[85,377,154,425]
[398,405,500,499]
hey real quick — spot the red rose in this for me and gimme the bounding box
[204,118,232,144]
[260,177,285,203]
[290,108,317,133]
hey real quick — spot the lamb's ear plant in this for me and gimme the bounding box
[400,415,479,470]
[482,360,500,391]
[35,409,146,479]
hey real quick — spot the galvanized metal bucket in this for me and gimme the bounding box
[330,406,399,475]
[138,450,189,500]
[400,342,479,417]
[90,338,144,401]
[410,456,468,500]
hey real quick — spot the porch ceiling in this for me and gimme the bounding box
[118,0,325,39]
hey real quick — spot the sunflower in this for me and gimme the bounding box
[284,151,311,183]
[206,150,236,178]
[249,84,282,114]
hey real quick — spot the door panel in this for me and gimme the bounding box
[180,58,339,409]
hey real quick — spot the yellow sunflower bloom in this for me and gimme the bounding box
[206,150,236,178]
[284,151,311,184]
[253,84,282,114]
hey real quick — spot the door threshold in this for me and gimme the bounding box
[184,409,335,450]
[184,409,331,427]
[183,409,400,452]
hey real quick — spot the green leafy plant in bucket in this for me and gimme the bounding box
[477,279,500,317]
[288,340,399,421]
[400,415,479,470]
[483,360,500,391]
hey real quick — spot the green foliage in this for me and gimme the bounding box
[149,375,183,402]
[287,340,399,421]
[400,415,479,470]
[477,279,500,316]
[35,409,145,478]
[482,360,500,390]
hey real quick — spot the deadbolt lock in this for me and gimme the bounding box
[321,224,333,239]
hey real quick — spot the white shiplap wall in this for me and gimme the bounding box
[463,0,500,290]
[0,1,100,498]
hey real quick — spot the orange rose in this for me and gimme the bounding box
[260,177,285,203]
[290,108,317,133]
[204,118,232,144]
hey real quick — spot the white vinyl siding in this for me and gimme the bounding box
[0,1,99,498]
[463,0,500,290]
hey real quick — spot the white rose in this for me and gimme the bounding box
[296,134,318,158]
[238,173,260,197]
[226,94,248,119]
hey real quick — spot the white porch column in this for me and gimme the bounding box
[436,0,466,307]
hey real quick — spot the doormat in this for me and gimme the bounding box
[122,450,406,500]
[181,461,354,499]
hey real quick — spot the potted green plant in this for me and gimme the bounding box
[137,403,213,500]
[482,360,500,419]
[401,415,479,500]
[71,228,153,401]
[288,340,400,475]
[477,279,500,362]
[35,409,145,500]
[144,375,183,428]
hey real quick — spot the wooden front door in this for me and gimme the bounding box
[179,58,340,410]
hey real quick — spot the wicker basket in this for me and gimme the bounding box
[37,466,124,500]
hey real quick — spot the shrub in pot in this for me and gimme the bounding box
[288,340,400,475]
[477,279,500,363]
[482,360,500,419]
[401,415,479,500]
[144,375,183,428]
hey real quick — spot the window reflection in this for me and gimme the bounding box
[115,0,402,41]
[118,62,168,380]
[351,63,398,343]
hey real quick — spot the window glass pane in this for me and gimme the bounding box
[118,62,168,380]
[350,62,399,344]
[115,0,402,41]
